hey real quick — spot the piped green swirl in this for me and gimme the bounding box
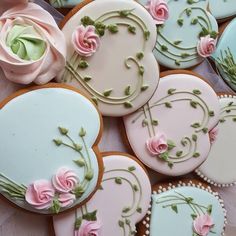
[6,24,47,61]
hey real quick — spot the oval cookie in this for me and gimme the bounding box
[137,180,226,236]
[123,71,220,176]
[211,18,236,92]
[53,152,151,236]
[197,93,236,187]
[0,84,103,215]
[139,0,218,69]
[57,0,159,116]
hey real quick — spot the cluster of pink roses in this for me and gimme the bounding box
[25,167,78,210]
[193,214,214,236]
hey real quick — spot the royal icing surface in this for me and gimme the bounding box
[0,3,66,85]
[139,0,218,69]
[124,72,220,176]
[211,18,236,92]
[197,94,236,187]
[57,0,159,116]
[53,153,151,236]
[140,182,226,236]
[49,0,82,8]
[0,86,102,214]
[209,0,236,20]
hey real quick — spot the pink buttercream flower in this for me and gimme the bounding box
[209,126,218,144]
[58,193,76,207]
[193,214,214,236]
[52,167,78,193]
[197,35,217,58]
[146,133,168,155]
[145,0,169,25]
[72,25,100,57]
[75,220,101,236]
[25,180,55,210]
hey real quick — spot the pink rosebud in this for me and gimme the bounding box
[197,35,217,58]
[25,180,55,210]
[193,214,214,236]
[58,193,76,207]
[72,25,100,57]
[209,126,218,144]
[52,167,78,193]
[145,0,169,25]
[75,220,102,236]
[146,133,168,155]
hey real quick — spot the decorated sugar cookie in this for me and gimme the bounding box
[211,18,236,92]
[0,84,103,215]
[0,3,66,84]
[209,0,236,21]
[123,71,220,176]
[139,0,218,69]
[137,180,226,236]
[196,94,236,187]
[49,0,82,8]
[53,152,151,236]
[57,0,159,116]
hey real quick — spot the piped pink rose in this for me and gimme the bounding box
[209,126,218,144]
[25,180,55,210]
[193,214,214,236]
[145,0,169,25]
[52,167,78,193]
[197,35,217,58]
[58,193,76,207]
[72,25,100,57]
[146,133,168,155]
[75,220,101,236]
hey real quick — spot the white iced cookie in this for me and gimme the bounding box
[53,152,151,236]
[197,94,236,187]
[57,0,159,116]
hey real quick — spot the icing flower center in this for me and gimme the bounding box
[6,24,47,61]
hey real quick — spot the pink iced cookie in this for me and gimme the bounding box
[53,152,151,236]
[123,70,220,176]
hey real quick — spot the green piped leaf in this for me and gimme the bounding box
[175,60,180,66]
[78,60,89,69]
[174,40,182,45]
[133,184,138,191]
[191,122,200,128]
[139,66,145,76]
[75,217,82,230]
[53,139,62,146]
[107,24,118,33]
[191,18,198,25]
[177,18,184,26]
[79,127,86,137]
[171,204,178,213]
[161,45,168,51]
[119,9,133,17]
[190,100,198,108]
[124,101,133,108]
[168,162,173,169]
[51,198,61,214]
[136,207,142,213]
[128,25,136,34]
[191,213,197,220]
[142,119,148,127]
[136,52,144,60]
[193,89,201,95]
[91,96,98,105]
[74,185,85,198]
[165,102,172,108]
[193,152,200,158]
[176,151,183,157]
[167,140,176,150]
[94,22,106,37]
[186,8,192,16]
[192,134,198,142]
[74,158,85,167]
[83,210,97,221]
[144,30,150,40]
[103,89,113,97]
[124,85,131,95]
[128,166,136,171]
[85,169,94,180]
[159,152,169,161]
[141,84,149,91]
[202,127,208,133]
[118,220,124,227]
[122,207,130,213]
[81,16,94,26]
[207,204,213,214]
[115,177,122,184]
[84,76,92,82]
[59,127,68,135]
[209,111,215,117]
[152,119,158,126]
[181,53,190,58]
[168,88,176,95]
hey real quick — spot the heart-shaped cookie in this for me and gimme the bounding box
[123,71,220,176]
[0,84,103,215]
[57,0,159,116]
[53,152,151,235]
[137,180,226,236]
[197,93,236,187]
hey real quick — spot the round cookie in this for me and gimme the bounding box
[123,70,220,176]
[139,0,218,69]
[53,152,151,236]
[137,180,227,236]
[57,0,159,117]
[211,18,236,92]
[209,0,236,21]
[196,93,236,187]
[0,84,103,215]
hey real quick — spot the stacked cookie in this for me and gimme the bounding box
[0,0,236,235]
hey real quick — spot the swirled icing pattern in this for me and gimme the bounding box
[6,24,46,61]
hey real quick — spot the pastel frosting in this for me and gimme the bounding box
[149,186,225,235]
[53,153,151,236]
[49,0,83,8]
[197,95,236,186]
[0,86,102,214]
[0,3,66,84]
[124,72,220,176]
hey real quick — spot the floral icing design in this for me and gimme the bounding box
[197,35,217,58]
[209,126,218,144]
[62,8,152,109]
[155,191,215,236]
[0,3,66,85]
[75,220,102,236]
[0,126,94,214]
[145,0,169,25]
[72,25,100,57]
[193,214,214,236]
[132,87,216,169]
